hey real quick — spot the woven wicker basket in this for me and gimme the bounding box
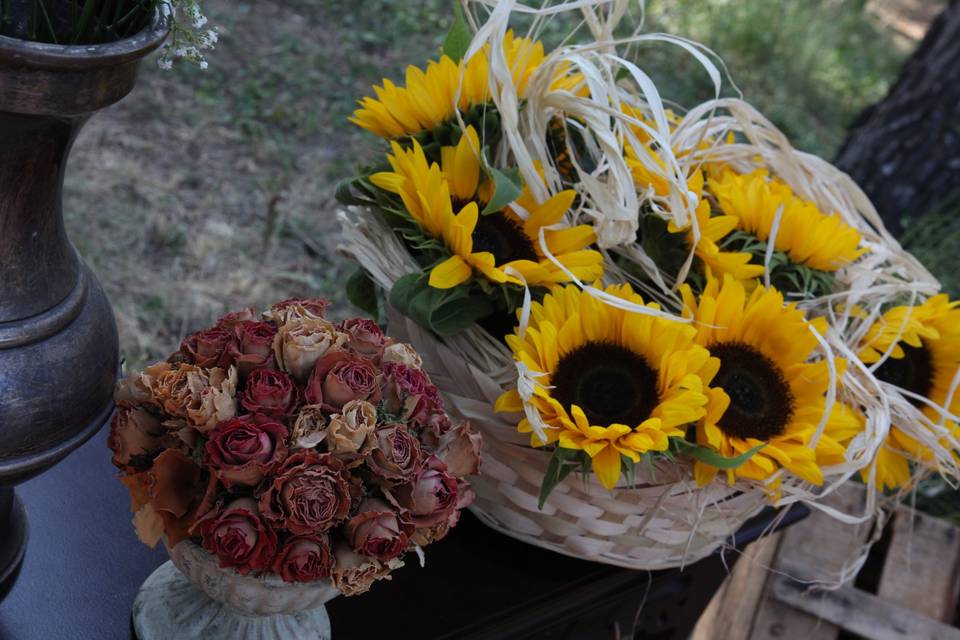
[385,303,768,569]
[340,207,771,570]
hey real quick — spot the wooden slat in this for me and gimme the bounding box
[878,509,960,621]
[692,531,784,640]
[749,484,872,640]
[771,563,960,640]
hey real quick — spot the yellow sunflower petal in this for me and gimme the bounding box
[428,255,472,289]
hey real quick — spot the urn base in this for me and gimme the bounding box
[0,487,27,595]
[132,561,332,640]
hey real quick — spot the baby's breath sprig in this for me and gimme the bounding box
[156,0,218,70]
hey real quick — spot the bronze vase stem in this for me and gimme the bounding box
[0,14,167,592]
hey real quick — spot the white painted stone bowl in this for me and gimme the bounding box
[132,541,339,639]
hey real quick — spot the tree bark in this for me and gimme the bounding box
[835,0,960,234]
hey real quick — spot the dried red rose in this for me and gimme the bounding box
[344,498,413,562]
[305,351,381,411]
[338,318,389,359]
[122,449,218,548]
[149,448,205,519]
[204,416,289,487]
[382,362,430,408]
[260,451,354,534]
[366,423,423,485]
[227,321,278,376]
[381,362,444,429]
[216,307,257,329]
[271,534,334,583]
[108,406,168,472]
[194,497,278,575]
[390,456,459,528]
[179,326,232,368]
[239,368,303,419]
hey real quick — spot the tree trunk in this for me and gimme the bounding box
[835,0,960,234]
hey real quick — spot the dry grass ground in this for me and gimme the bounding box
[66,0,447,369]
[64,0,927,370]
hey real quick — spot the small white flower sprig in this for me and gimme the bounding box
[157,0,218,70]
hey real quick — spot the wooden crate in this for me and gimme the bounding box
[693,484,960,640]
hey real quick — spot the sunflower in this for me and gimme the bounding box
[708,169,865,273]
[351,31,582,140]
[370,126,604,289]
[627,147,765,284]
[858,294,960,491]
[495,282,722,489]
[680,274,858,486]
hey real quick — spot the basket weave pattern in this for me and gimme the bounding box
[382,298,768,569]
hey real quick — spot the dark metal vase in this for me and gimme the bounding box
[0,16,167,590]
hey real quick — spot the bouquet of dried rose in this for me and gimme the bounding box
[108,298,481,597]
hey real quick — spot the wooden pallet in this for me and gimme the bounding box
[693,484,960,640]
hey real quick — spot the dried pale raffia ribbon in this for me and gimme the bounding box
[500,263,553,443]
[461,0,729,249]
[762,204,785,290]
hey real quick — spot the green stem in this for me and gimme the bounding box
[72,0,98,43]
[35,0,57,43]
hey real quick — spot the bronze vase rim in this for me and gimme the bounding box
[0,9,169,71]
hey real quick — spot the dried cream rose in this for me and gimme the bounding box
[264,298,330,325]
[436,421,482,478]
[331,545,392,597]
[134,362,237,431]
[185,366,238,432]
[139,363,199,418]
[114,371,154,407]
[291,404,327,449]
[381,343,423,369]
[273,316,348,383]
[327,400,376,455]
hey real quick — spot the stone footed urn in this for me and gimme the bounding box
[133,541,337,639]
[0,13,168,588]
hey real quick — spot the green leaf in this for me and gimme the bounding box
[442,2,471,63]
[621,456,637,488]
[346,268,380,318]
[430,293,495,336]
[673,439,765,469]
[389,273,427,317]
[482,166,524,215]
[335,177,374,207]
[403,279,440,329]
[538,448,580,508]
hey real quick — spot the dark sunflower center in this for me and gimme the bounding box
[552,342,659,426]
[874,343,933,407]
[711,342,794,441]
[470,212,538,264]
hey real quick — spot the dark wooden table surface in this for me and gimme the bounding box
[0,425,805,640]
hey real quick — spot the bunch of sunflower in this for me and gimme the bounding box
[855,295,960,491]
[339,23,603,338]
[341,1,959,527]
